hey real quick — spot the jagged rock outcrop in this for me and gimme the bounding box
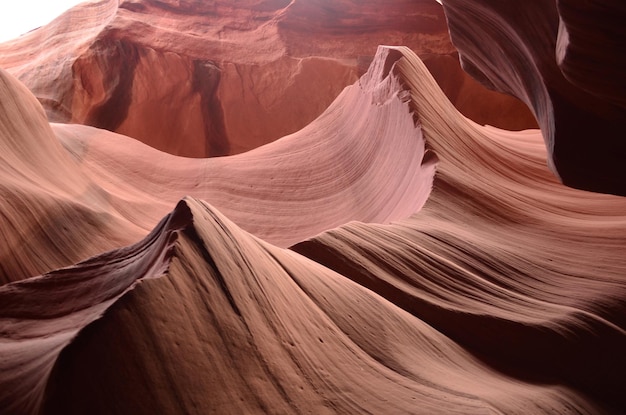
[0,0,535,157]
[440,0,626,195]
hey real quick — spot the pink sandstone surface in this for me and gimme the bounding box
[0,1,625,414]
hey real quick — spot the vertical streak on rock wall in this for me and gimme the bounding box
[192,60,230,157]
[85,39,140,131]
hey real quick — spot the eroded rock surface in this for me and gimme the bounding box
[1,46,625,414]
[0,0,535,157]
[441,0,626,195]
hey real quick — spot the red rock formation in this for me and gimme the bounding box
[1,44,625,414]
[0,47,436,284]
[0,0,535,157]
[440,0,626,195]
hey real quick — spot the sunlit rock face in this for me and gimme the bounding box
[441,0,626,196]
[0,0,535,157]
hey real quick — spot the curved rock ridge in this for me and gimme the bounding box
[296,46,626,412]
[0,45,436,284]
[1,44,625,414]
[440,0,626,195]
[0,199,190,415]
[0,197,615,414]
[0,0,536,157]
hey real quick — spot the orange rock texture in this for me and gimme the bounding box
[0,0,535,157]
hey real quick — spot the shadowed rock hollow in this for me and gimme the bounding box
[441,0,626,196]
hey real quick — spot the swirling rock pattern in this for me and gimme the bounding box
[440,0,626,195]
[0,46,436,283]
[0,0,535,157]
[1,44,625,414]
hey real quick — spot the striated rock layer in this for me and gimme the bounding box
[1,45,625,414]
[0,47,436,284]
[0,0,535,157]
[440,0,626,195]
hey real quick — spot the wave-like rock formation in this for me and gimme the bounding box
[0,0,535,157]
[1,42,625,414]
[0,46,436,284]
[440,0,626,196]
